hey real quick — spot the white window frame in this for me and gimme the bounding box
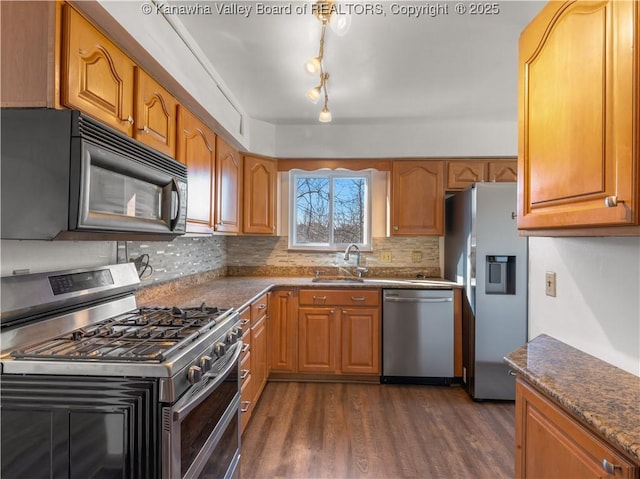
[288,169,372,251]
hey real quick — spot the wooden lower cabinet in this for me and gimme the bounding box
[340,307,380,374]
[269,289,297,373]
[240,293,269,435]
[515,378,638,479]
[297,289,381,376]
[298,307,337,373]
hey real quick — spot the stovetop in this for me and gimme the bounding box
[10,304,233,363]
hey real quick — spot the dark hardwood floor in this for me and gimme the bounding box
[239,381,515,479]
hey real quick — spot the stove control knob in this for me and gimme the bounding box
[199,355,212,373]
[226,329,240,344]
[188,365,203,384]
[214,342,227,357]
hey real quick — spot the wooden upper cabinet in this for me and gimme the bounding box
[134,68,177,157]
[488,160,517,183]
[215,137,243,233]
[243,155,277,235]
[518,0,639,232]
[391,160,444,235]
[176,106,215,233]
[61,4,135,135]
[447,161,487,190]
[446,160,518,191]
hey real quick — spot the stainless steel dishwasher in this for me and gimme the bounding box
[382,289,454,384]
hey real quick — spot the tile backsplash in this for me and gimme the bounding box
[120,236,227,284]
[124,235,441,285]
[226,236,441,278]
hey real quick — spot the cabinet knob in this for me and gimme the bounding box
[393,226,399,231]
[124,116,134,125]
[602,459,622,475]
[604,196,619,208]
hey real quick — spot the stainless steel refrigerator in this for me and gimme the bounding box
[444,183,527,400]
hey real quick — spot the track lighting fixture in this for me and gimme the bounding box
[304,0,346,123]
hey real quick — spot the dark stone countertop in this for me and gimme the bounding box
[136,275,460,312]
[504,334,640,463]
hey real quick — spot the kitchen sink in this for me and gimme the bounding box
[311,276,364,283]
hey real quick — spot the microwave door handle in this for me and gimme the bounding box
[169,178,181,231]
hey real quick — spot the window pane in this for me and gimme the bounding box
[295,177,330,244]
[333,177,365,244]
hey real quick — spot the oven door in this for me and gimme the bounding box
[74,140,187,236]
[163,342,242,479]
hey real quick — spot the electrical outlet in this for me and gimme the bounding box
[545,272,557,297]
[411,251,422,263]
[381,251,392,263]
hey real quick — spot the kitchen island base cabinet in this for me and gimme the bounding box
[515,378,638,479]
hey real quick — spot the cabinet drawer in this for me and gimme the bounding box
[251,293,269,321]
[299,289,380,306]
[240,350,251,387]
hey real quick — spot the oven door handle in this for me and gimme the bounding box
[172,342,242,421]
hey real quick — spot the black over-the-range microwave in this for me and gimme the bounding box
[0,108,188,241]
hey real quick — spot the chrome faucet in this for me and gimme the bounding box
[344,243,368,278]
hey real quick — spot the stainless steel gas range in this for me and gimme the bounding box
[0,263,242,479]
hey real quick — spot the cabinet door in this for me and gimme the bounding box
[215,137,243,233]
[250,315,268,406]
[391,160,444,235]
[488,160,517,183]
[340,307,380,375]
[446,161,487,190]
[298,307,337,373]
[518,0,638,230]
[61,5,135,135]
[515,379,637,479]
[269,289,297,373]
[134,68,177,157]
[243,155,277,235]
[176,106,215,232]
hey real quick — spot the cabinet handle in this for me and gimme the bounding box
[241,343,250,353]
[602,459,622,475]
[342,310,347,315]
[351,296,366,301]
[240,319,250,326]
[508,370,516,377]
[240,401,251,413]
[240,369,250,380]
[313,295,327,303]
[256,304,267,310]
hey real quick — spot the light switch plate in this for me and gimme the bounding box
[381,251,392,263]
[545,272,557,297]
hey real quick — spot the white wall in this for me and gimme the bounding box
[274,119,517,158]
[528,236,640,376]
[0,240,115,276]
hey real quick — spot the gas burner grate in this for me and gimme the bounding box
[10,303,232,362]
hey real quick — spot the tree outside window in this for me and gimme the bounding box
[289,170,371,250]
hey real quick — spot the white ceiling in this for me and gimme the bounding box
[167,1,546,126]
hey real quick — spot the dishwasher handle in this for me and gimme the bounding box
[384,296,453,303]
